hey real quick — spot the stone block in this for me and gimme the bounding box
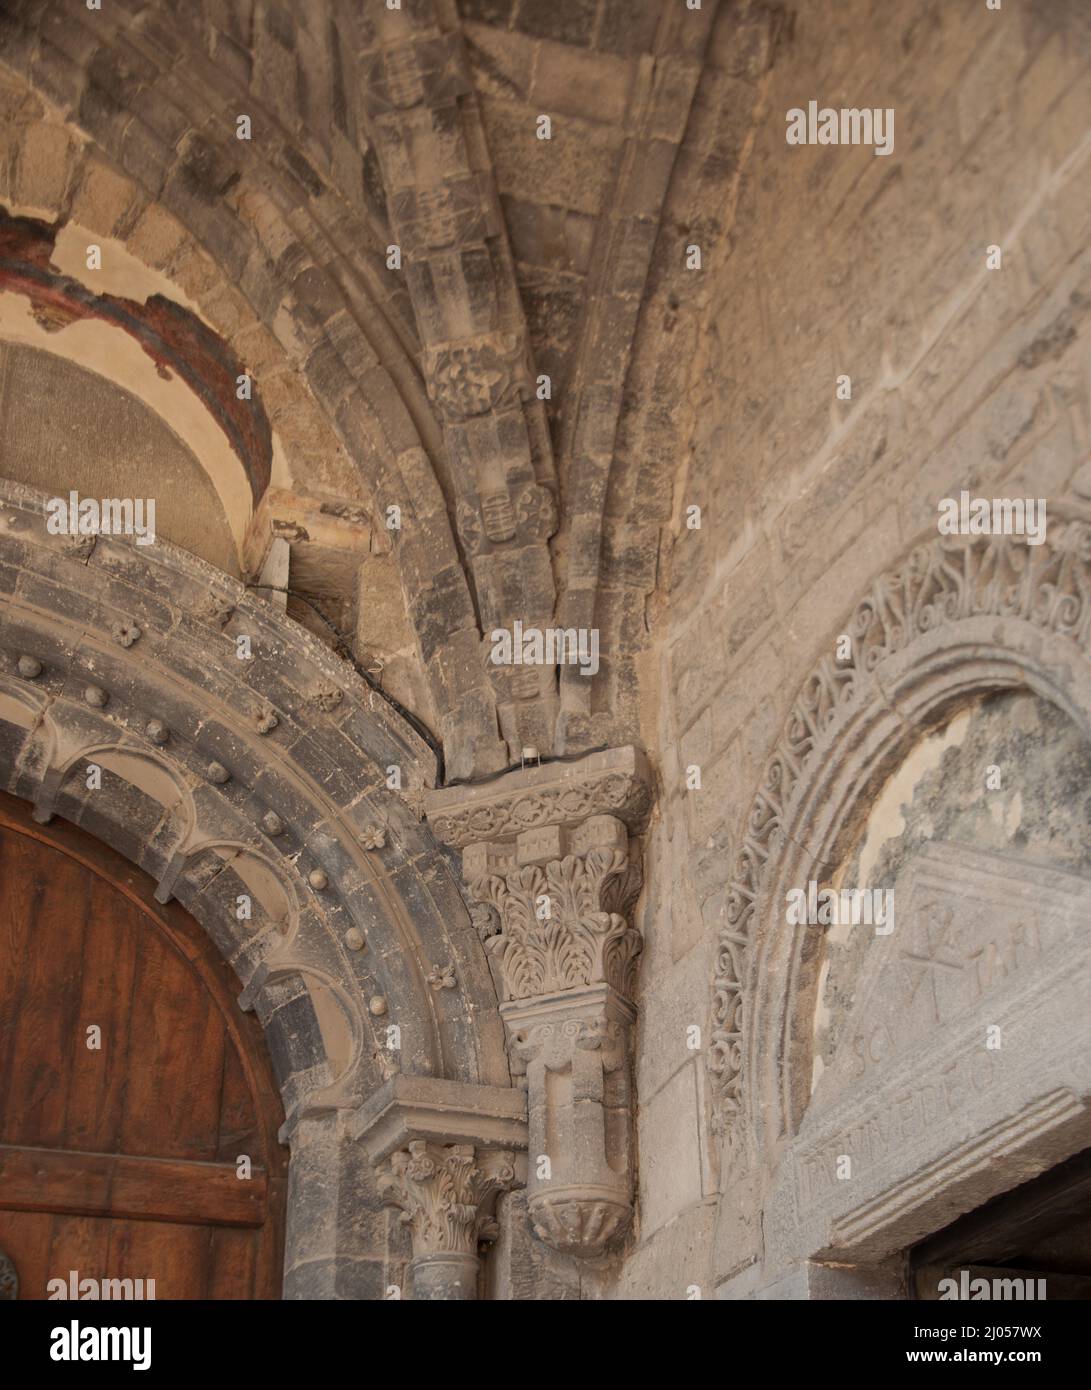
[638,1061,704,1237]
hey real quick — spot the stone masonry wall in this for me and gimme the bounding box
[619,0,1091,1298]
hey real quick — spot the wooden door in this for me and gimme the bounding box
[0,792,287,1299]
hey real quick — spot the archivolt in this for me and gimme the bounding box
[708,515,1091,1154]
[0,480,509,1134]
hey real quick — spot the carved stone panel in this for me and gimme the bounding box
[767,841,1091,1268]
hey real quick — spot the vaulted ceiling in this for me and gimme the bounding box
[0,0,782,781]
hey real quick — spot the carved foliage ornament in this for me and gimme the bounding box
[430,770,653,850]
[708,525,1091,1127]
[379,1141,515,1256]
[425,336,523,422]
[469,843,643,1001]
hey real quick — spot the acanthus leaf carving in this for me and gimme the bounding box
[430,747,652,1260]
[379,1140,515,1258]
[468,841,642,1002]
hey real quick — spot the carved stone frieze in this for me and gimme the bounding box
[358,2,560,762]
[427,746,653,1259]
[426,745,653,850]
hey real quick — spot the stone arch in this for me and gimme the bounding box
[709,514,1091,1153]
[0,478,509,1295]
[0,10,503,772]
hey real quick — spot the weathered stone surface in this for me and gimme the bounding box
[2,0,1091,1305]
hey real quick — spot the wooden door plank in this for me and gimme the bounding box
[46,1213,113,1301]
[0,833,88,1147]
[64,880,140,1153]
[120,912,227,1160]
[216,1042,261,1164]
[112,1219,214,1300]
[206,1226,260,1300]
[0,1144,268,1228]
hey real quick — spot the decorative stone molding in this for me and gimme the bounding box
[356,2,561,761]
[427,745,653,851]
[353,1076,526,1300]
[426,747,652,1258]
[709,520,1091,1139]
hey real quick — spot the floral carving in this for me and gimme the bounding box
[425,337,521,421]
[470,902,499,942]
[309,683,343,712]
[428,765,652,849]
[379,1142,515,1257]
[256,707,279,734]
[427,963,457,991]
[515,484,557,541]
[708,527,1091,1127]
[469,845,643,1001]
[194,593,235,628]
[60,533,96,561]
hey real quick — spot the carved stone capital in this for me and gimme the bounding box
[380,1141,516,1279]
[426,747,653,1259]
[464,813,643,1001]
[353,1077,528,1301]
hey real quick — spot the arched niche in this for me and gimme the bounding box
[0,480,509,1297]
[708,517,1091,1288]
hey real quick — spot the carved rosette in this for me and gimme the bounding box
[424,335,523,423]
[380,1141,516,1300]
[426,747,652,1259]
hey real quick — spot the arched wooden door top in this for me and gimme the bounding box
[0,789,288,1299]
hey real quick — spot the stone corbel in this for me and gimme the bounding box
[352,1076,527,1300]
[426,747,653,1259]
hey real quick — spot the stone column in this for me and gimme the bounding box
[426,747,652,1259]
[352,1076,527,1300]
[379,1141,514,1300]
